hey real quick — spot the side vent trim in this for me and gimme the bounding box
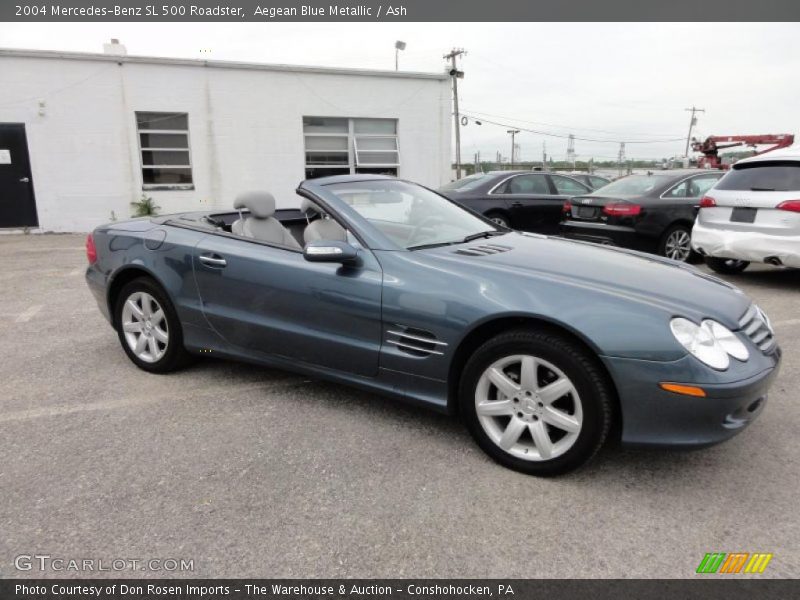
[386,326,448,358]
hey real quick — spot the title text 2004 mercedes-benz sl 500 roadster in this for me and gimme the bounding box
[85,175,781,475]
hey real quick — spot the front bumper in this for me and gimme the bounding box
[560,221,655,253]
[604,351,780,448]
[692,222,800,268]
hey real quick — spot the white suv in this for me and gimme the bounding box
[692,147,800,274]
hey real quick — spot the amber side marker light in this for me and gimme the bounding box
[659,383,707,397]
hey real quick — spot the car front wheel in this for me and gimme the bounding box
[485,212,510,229]
[114,277,192,373]
[704,257,750,274]
[460,329,613,476]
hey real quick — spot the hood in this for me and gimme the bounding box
[424,232,751,328]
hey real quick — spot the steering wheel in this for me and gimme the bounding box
[407,215,445,246]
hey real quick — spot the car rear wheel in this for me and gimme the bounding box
[705,257,750,275]
[115,277,192,373]
[485,212,510,229]
[460,329,613,476]
[659,224,694,262]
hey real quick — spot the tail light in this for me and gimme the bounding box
[699,196,717,208]
[86,233,97,264]
[777,200,800,212]
[562,201,572,214]
[603,203,641,216]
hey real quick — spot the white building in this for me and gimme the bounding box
[0,44,452,232]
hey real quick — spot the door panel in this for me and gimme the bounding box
[496,174,556,232]
[0,124,38,228]
[193,234,383,377]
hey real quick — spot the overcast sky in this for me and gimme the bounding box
[2,22,798,162]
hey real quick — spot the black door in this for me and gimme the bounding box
[495,173,557,232]
[0,124,38,228]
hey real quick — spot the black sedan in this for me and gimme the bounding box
[565,173,612,190]
[439,171,591,233]
[560,170,722,262]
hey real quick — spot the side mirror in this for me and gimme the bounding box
[303,240,359,264]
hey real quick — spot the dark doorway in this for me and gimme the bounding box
[0,124,38,228]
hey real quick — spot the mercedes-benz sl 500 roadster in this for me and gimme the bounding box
[85,175,780,475]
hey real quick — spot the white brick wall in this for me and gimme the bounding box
[0,50,452,232]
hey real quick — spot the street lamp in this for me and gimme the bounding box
[395,40,406,71]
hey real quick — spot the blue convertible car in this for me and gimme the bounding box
[85,175,780,475]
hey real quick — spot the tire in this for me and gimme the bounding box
[658,224,694,262]
[704,256,750,275]
[485,212,510,229]
[459,329,613,476]
[114,277,192,373]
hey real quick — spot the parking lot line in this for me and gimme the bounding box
[14,305,42,323]
[0,380,305,424]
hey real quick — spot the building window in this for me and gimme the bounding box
[303,117,399,179]
[135,112,193,190]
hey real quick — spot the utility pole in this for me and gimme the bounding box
[507,129,520,169]
[542,141,547,169]
[617,142,626,177]
[444,48,466,179]
[684,106,705,157]
[566,134,576,168]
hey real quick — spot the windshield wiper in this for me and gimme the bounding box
[407,241,460,251]
[462,230,507,243]
[408,230,507,251]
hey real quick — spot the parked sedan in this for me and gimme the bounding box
[439,171,591,233]
[561,170,723,262]
[86,175,778,476]
[565,173,612,190]
[692,148,800,274]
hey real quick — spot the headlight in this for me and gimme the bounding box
[669,317,729,370]
[702,320,749,362]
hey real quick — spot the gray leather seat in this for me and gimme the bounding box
[232,191,300,249]
[301,198,347,244]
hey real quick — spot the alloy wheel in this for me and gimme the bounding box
[664,229,692,261]
[475,354,583,461]
[121,291,169,363]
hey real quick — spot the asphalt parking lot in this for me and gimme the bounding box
[1,233,798,579]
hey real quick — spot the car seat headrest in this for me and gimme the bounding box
[234,191,276,219]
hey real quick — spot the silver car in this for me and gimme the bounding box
[692,148,800,273]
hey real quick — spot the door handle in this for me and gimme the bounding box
[19,177,30,183]
[511,202,523,207]
[199,254,227,268]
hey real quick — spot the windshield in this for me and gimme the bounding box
[325,179,500,250]
[716,161,800,191]
[439,173,490,192]
[594,174,675,196]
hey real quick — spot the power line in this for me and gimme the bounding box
[461,108,683,139]
[460,113,685,144]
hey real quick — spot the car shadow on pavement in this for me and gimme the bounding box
[711,265,800,290]
[191,357,752,482]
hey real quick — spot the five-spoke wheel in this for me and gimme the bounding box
[114,277,191,373]
[460,329,613,476]
[121,291,169,363]
[475,355,582,461]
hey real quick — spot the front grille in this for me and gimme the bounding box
[738,304,776,353]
